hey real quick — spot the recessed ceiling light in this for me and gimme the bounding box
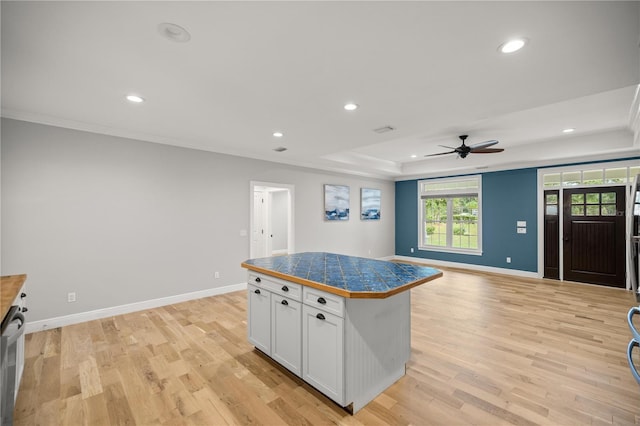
[158,23,191,43]
[126,94,144,103]
[498,38,527,54]
[410,154,417,158]
[562,128,575,133]
[273,131,284,138]
[344,103,359,111]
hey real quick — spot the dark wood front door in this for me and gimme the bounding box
[563,186,626,287]
[543,190,560,279]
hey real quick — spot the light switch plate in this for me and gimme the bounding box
[517,227,527,234]
[517,221,527,227]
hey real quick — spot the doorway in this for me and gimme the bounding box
[562,186,626,287]
[250,181,294,259]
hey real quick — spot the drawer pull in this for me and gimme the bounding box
[317,297,327,304]
[20,292,27,298]
[316,313,326,320]
[282,285,289,292]
[255,277,261,283]
[281,300,289,306]
[254,289,261,294]
[21,307,28,313]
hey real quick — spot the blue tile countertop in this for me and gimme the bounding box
[241,252,443,299]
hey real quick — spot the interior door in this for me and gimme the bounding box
[252,191,266,257]
[543,190,560,279]
[563,186,625,287]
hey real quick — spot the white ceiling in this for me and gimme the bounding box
[2,1,639,180]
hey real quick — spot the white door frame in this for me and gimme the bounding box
[250,181,295,259]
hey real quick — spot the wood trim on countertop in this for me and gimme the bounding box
[1,274,27,320]
[241,262,442,299]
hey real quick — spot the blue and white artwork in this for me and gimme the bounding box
[324,184,350,220]
[361,188,381,220]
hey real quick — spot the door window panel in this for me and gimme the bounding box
[571,205,584,216]
[586,193,600,204]
[601,205,616,216]
[601,192,616,203]
[546,205,558,215]
[586,205,600,216]
[571,194,584,204]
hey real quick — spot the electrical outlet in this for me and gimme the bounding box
[410,247,415,253]
[506,257,511,263]
[67,292,76,303]
[214,271,220,279]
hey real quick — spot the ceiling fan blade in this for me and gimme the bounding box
[438,144,457,149]
[469,140,499,149]
[425,150,456,157]
[470,148,504,154]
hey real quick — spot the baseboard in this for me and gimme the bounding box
[25,282,247,334]
[384,255,540,279]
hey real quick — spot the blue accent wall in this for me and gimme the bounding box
[395,168,538,272]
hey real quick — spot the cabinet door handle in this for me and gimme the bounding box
[254,289,261,294]
[255,277,261,283]
[317,297,326,304]
[21,292,27,298]
[281,300,289,306]
[282,285,289,292]
[21,307,28,313]
[316,313,325,320]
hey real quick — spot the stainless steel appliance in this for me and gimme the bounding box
[1,306,25,426]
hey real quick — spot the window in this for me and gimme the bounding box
[419,176,482,254]
[542,162,639,188]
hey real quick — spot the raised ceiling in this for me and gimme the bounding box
[2,1,639,179]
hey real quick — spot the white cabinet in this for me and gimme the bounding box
[247,284,271,354]
[247,274,302,377]
[271,294,302,376]
[302,303,344,404]
[246,272,412,413]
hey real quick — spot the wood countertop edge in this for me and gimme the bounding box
[241,263,443,299]
[1,274,27,320]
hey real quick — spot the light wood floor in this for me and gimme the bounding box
[14,267,640,425]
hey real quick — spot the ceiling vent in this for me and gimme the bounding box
[273,147,287,152]
[373,126,396,134]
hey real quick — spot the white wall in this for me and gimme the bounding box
[1,119,395,322]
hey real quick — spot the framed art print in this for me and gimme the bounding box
[361,188,381,220]
[324,184,350,220]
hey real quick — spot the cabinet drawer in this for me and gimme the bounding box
[248,272,302,301]
[303,287,344,318]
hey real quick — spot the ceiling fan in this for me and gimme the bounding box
[425,135,504,159]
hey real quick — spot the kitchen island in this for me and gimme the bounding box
[241,252,442,413]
